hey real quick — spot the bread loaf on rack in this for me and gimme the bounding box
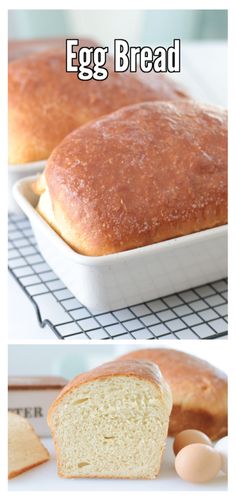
[8,48,187,163]
[36,100,227,256]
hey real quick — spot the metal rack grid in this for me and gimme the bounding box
[8,212,228,340]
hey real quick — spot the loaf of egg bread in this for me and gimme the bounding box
[47,360,172,479]
[118,349,228,440]
[35,100,227,256]
[8,49,187,164]
[8,412,49,479]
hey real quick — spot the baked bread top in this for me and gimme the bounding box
[48,359,172,418]
[118,348,227,440]
[8,49,186,163]
[37,100,227,256]
[118,349,227,414]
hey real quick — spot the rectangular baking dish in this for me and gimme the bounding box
[13,176,228,313]
[8,161,46,213]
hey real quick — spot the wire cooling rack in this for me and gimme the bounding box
[8,212,228,340]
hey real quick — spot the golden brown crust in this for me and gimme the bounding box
[169,406,226,441]
[48,359,172,424]
[118,349,227,440]
[8,457,49,479]
[8,49,187,164]
[41,100,227,256]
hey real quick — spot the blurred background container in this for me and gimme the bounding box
[8,342,228,380]
[8,10,227,46]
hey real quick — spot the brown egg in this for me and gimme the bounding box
[173,429,212,455]
[175,444,221,483]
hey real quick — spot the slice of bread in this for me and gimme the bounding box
[48,360,172,479]
[8,412,49,479]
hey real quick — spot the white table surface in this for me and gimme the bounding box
[8,41,227,341]
[8,436,227,491]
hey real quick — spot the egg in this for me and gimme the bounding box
[215,436,228,474]
[173,429,212,455]
[175,443,221,483]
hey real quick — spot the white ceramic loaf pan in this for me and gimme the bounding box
[13,177,227,313]
[8,160,46,213]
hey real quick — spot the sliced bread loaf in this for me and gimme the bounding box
[48,360,172,479]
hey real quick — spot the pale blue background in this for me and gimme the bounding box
[8,343,228,380]
[8,10,227,44]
